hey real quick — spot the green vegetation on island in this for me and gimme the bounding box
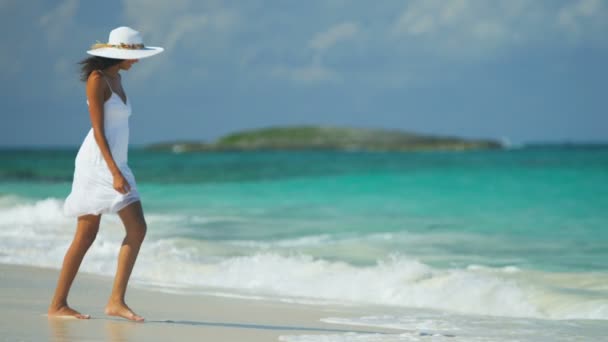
[146,126,503,153]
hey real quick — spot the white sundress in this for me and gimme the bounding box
[63,73,140,217]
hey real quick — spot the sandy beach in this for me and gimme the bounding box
[0,263,406,341]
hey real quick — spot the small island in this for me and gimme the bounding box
[146,126,503,153]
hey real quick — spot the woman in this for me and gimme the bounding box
[48,27,163,321]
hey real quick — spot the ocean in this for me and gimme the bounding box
[1,146,607,340]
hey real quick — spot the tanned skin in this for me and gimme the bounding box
[48,59,147,322]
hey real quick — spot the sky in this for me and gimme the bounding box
[1,0,607,147]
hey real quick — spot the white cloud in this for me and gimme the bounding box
[309,22,358,51]
[162,14,211,52]
[112,0,608,87]
[272,63,339,84]
[272,22,359,84]
[35,0,86,94]
[393,0,470,36]
[558,0,607,37]
[392,0,608,57]
[123,0,238,52]
[392,0,527,55]
[122,0,239,82]
[39,0,79,45]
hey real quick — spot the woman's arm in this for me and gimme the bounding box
[86,71,131,194]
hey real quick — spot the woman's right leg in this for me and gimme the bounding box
[48,214,101,319]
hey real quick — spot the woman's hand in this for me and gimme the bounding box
[113,172,131,194]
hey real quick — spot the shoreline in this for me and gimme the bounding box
[1,261,607,341]
[0,263,405,341]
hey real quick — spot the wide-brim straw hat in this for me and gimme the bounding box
[87,26,164,59]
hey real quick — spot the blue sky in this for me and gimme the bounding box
[1,0,607,147]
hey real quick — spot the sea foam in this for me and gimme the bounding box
[280,312,608,342]
[1,198,607,321]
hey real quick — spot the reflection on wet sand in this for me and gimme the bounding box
[48,316,138,342]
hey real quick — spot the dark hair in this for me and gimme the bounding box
[78,56,123,82]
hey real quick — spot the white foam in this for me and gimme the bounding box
[0,194,25,207]
[160,252,542,318]
[279,323,601,342]
[132,246,608,320]
[1,198,607,321]
[228,234,334,248]
[300,311,608,342]
[322,314,461,332]
[279,333,434,342]
[0,197,70,226]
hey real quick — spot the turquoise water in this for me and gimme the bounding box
[2,147,606,270]
[1,146,607,323]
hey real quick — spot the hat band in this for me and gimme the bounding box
[91,42,145,50]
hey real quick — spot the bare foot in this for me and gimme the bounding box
[48,305,91,319]
[105,301,144,322]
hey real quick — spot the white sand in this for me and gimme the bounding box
[0,263,403,341]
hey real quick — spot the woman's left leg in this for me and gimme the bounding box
[48,214,101,319]
[105,200,147,322]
